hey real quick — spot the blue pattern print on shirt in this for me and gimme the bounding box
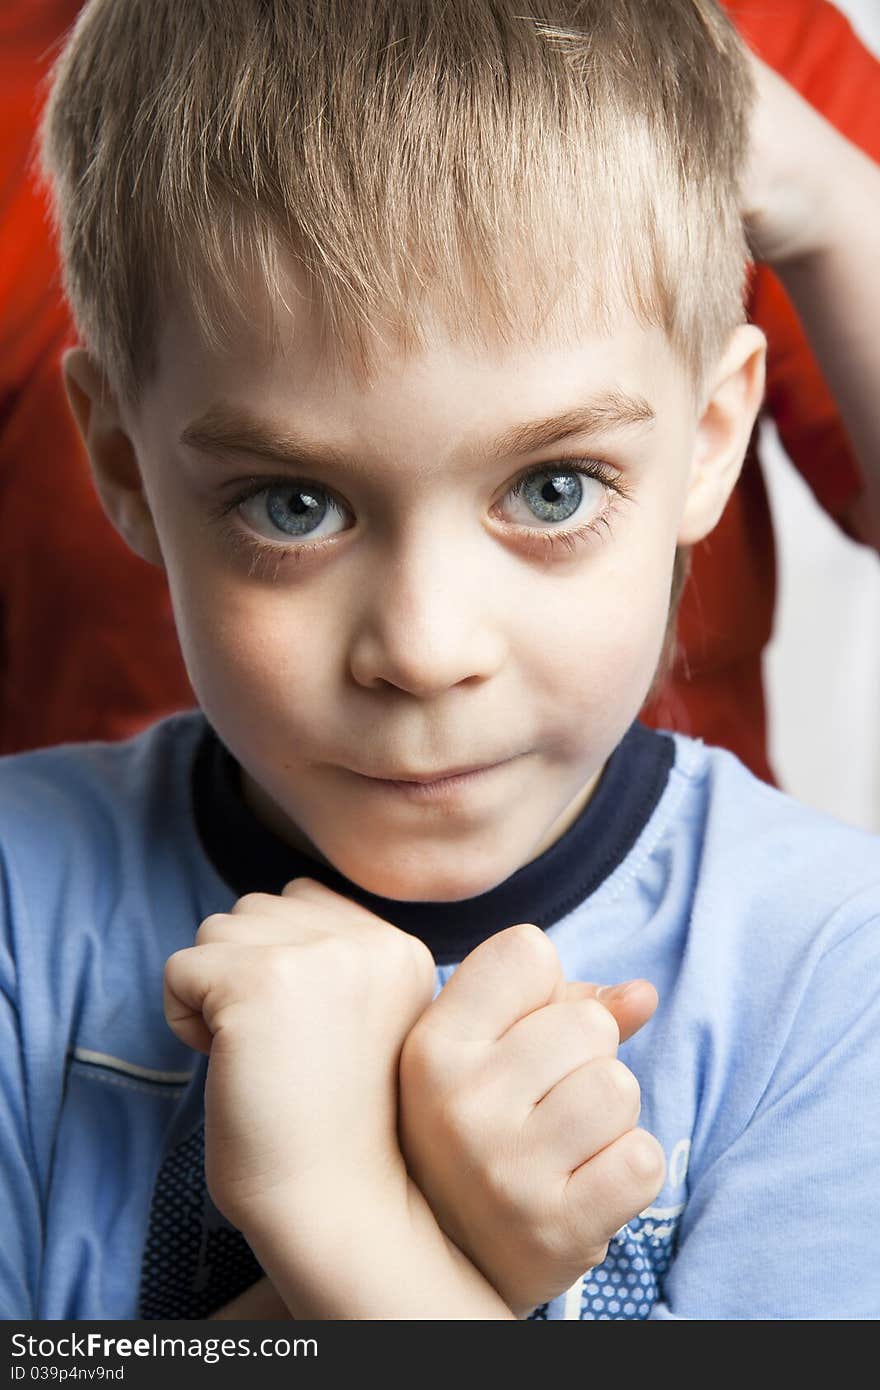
[528,1203,683,1321]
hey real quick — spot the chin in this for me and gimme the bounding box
[336,847,512,903]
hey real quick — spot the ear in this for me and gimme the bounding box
[677,324,767,545]
[62,347,165,570]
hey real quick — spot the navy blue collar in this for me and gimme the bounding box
[192,720,673,966]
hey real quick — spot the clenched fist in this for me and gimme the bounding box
[164,878,436,1233]
[399,923,665,1316]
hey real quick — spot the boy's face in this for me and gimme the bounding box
[70,273,763,902]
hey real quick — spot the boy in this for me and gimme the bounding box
[2,0,878,1319]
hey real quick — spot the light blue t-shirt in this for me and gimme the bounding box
[1,711,878,1319]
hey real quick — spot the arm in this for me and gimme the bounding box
[240,1174,516,1321]
[207,1195,516,1323]
[399,906,880,1320]
[743,53,880,548]
[211,921,657,1321]
[165,878,515,1320]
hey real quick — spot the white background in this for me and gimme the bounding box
[760,0,880,830]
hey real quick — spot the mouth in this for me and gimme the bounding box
[351,755,520,799]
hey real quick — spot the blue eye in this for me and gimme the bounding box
[512,470,584,524]
[240,482,348,541]
[266,484,326,536]
[500,469,603,528]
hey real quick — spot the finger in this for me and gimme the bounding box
[564,979,658,1045]
[229,891,301,917]
[163,946,220,1054]
[198,889,380,948]
[562,1128,666,1256]
[491,998,620,1107]
[195,909,324,949]
[280,876,335,899]
[280,876,388,929]
[162,941,273,1053]
[196,901,300,949]
[523,1055,641,1174]
[419,923,565,1044]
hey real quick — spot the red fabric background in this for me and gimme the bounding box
[1,1,877,774]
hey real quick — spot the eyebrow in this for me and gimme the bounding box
[179,389,655,472]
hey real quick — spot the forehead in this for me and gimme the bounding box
[142,260,690,452]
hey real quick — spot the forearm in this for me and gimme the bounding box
[741,53,880,546]
[778,177,880,523]
[772,137,880,541]
[240,1177,517,1320]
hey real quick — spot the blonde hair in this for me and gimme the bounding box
[39,0,754,408]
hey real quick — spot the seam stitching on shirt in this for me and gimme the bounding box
[68,1063,189,1098]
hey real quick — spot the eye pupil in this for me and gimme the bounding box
[522,470,582,523]
[289,491,317,515]
[267,485,327,535]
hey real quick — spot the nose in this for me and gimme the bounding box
[347,528,508,696]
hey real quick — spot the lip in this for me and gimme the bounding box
[369,759,508,783]
[352,755,519,799]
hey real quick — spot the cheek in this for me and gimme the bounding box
[137,468,308,701]
[161,549,331,730]
[528,546,674,729]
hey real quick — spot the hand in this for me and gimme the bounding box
[741,50,859,266]
[740,48,880,552]
[164,877,436,1234]
[398,923,665,1317]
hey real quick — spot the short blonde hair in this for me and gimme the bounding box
[40,0,754,407]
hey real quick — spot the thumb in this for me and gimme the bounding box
[563,978,658,1045]
[417,923,566,1043]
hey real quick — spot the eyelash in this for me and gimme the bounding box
[508,460,629,558]
[209,459,632,581]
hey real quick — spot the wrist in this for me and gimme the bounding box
[235,1155,411,1251]
[239,1174,515,1319]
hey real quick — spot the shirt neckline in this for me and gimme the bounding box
[191,720,674,966]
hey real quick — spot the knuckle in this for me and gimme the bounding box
[501,921,557,967]
[194,913,230,944]
[493,922,562,994]
[400,932,437,989]
[316,933,361,976]
[624,1130,666,1191]
[257,941,298,985]
[594,1056,641,1118]
[610,1057,641,1115]
[163,946,188,978]
[373,924,434,987]
[400,1014,444,1075]
[280,876,327,900]
[507,921,547,948]
[576,997,621,1052]
[443,1086,494,1153]
[230,891,276,915]
[401,1015,458,1097]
